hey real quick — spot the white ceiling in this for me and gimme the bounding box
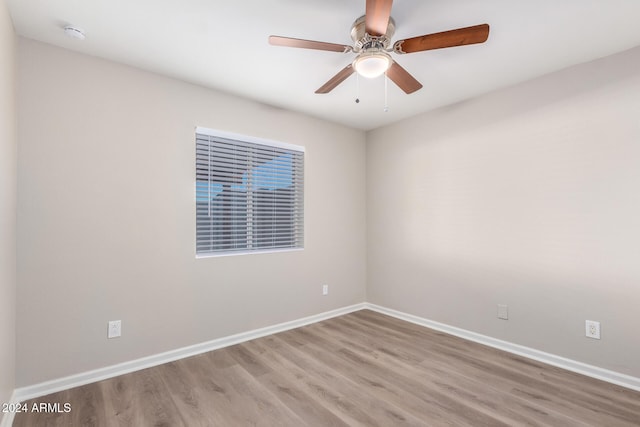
[7,0,640,130]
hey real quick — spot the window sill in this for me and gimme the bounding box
[196,247,304,259]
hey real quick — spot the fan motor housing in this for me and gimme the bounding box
[350,15,395,52]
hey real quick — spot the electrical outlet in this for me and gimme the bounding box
[497,304,508,320]
[322,284,328,295]
[585,320,600,339]
[108,320,121,339]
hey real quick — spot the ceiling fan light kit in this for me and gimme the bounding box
[353,50,391,78]
[269,0,489,95]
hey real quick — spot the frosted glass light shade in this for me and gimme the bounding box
[353,52,391,78]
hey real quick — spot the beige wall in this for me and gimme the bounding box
[0,0,16,416]
[16,39,366,386]
[367,46,640,377]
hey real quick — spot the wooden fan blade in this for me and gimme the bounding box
[394,24,490,54]
[269,36,351,53]
[315,64,355,94]
[365,0,393,37]
[386,61,422,94]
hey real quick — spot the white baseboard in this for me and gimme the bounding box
[12,303,366,403]
[364,303,640,392]
[9,300,640,408]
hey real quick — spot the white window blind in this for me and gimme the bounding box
[196,128,304,256]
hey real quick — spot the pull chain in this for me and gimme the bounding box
[383,72,389,112]
[355,72,360,104]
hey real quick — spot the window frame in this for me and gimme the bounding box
[195,126,305,258]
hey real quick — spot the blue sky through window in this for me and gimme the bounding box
[196,152,293,202]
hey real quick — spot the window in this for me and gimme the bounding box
[195,127,304,256]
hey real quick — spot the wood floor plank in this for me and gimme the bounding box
[293,324,525,426]
[12,310,640,426]
[168,353,253,426]
[344,311,640,425]
[245,335,422,426]
[307,318,581,427]
[330,322,582,427]
[342,311,640,425]
[173,350,305,426]
[231,342,350,427]
[120,366,185,427]
[155,359,231,426]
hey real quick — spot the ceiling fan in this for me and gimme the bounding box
[269,0,489,95]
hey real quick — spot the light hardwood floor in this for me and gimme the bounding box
[13,310,640,426]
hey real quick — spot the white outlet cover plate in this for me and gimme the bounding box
[108,320,121,339]
[497,304,508,320]
[585,320,601,339]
